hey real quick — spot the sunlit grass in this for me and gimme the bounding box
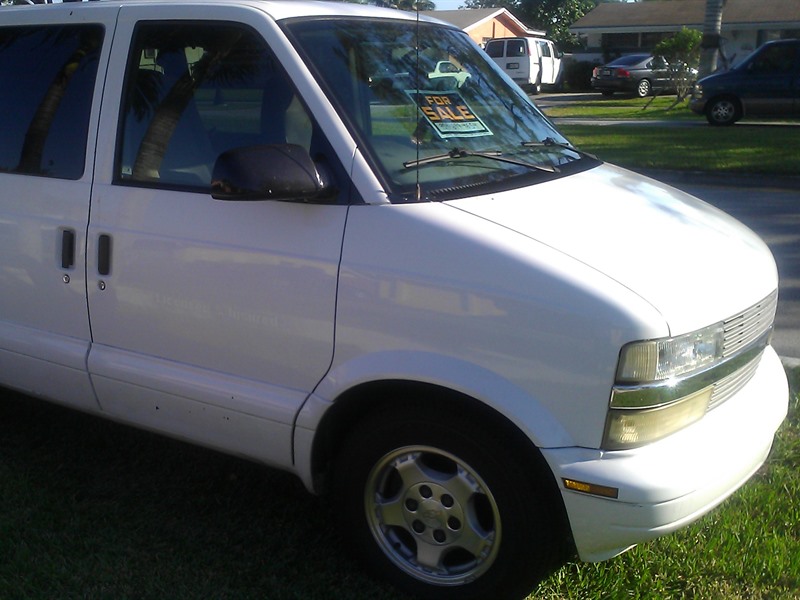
[559,124,800,176]
[541,95,697,120]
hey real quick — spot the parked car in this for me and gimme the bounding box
[484,36,562,94]
[0,2,788,599]
[690,39,800,125]
[428,60,471,89]
[591,54,672,97]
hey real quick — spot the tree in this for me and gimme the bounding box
[652,27,702,107]
[462,0,598,48]
[130,29,247,180]
[8,26,102,175]
[396,0,437,9]
[698,0,725,78]
[352,0,437,10]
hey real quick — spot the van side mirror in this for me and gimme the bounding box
[211,144,334,202]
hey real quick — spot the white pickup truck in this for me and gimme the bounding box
[0,1,787,599]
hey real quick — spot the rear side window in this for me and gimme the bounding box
[507,40,526,57]
[0,24,103,180]
[485,41,504,58]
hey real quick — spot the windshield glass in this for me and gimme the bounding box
[285,17,597,202]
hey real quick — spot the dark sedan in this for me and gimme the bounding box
[591,54,671,98]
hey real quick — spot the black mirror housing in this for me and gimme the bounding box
[211,144,333,202]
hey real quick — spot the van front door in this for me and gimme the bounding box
[86,15,347,469]
[742,42,798,115]
[537,40,555,85]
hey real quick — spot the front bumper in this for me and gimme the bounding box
[542,345,788,561]
[689,97,707,115]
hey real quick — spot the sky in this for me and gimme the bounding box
[434,0,465,10]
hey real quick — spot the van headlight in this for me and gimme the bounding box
[603,323,724,450]
[616,325,724,383]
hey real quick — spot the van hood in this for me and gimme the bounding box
[446,164,778,335]
[698,66,739,86]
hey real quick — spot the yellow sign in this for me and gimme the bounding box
[410,91,492,138]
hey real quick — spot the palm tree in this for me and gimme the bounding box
[698,0,725,78]
[11,26,102,175]
[130,29,245,179]
[394,0,437,11]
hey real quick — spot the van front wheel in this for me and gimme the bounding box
[332,402,569,600]
[706,96,740,125]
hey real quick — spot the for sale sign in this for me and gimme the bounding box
[409,91,492,139]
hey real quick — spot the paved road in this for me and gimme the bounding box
[646,172,800,360]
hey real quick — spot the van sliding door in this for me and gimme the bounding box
[0,22,107,410]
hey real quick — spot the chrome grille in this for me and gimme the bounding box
[709,291,777,410]
[709,352,763,410]
[722,290,777,358]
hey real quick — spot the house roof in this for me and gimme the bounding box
[425,8,545,36]
[571,0,800,33]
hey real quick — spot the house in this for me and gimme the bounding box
[570,0,800,65]
[425,8,545,47]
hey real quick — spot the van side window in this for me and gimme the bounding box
[749,44,796,74]
[0,24,103,180]
[485,41,504,58]
[538,41,551,58]
[118,22,312,190]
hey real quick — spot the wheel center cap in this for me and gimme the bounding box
[419,499,444,527]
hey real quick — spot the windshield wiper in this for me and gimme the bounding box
[522,137,597,160]
[404,147,558,173]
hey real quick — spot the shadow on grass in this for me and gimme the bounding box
[0,390,408,600]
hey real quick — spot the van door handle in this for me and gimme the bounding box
[98,234,112,276]
[61,229,76,269]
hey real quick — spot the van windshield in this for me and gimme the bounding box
[286,18,598,202]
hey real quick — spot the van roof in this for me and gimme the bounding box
[1,0,442,24]
[486,36,555,43]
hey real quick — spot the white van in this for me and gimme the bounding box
[485,36,562,93]
[0,2,788,599]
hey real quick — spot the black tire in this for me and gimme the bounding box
[331,400,570,600]
[636,78,652,98]
[705,96,740,126]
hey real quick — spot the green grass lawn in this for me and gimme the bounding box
[542,95,698,121]
[539,96,800,177]
[0,370,797,599]
[559,124,800,176]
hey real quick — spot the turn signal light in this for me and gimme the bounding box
[562,478,619,499]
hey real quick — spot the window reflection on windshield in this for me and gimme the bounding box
[287,18,594,201]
